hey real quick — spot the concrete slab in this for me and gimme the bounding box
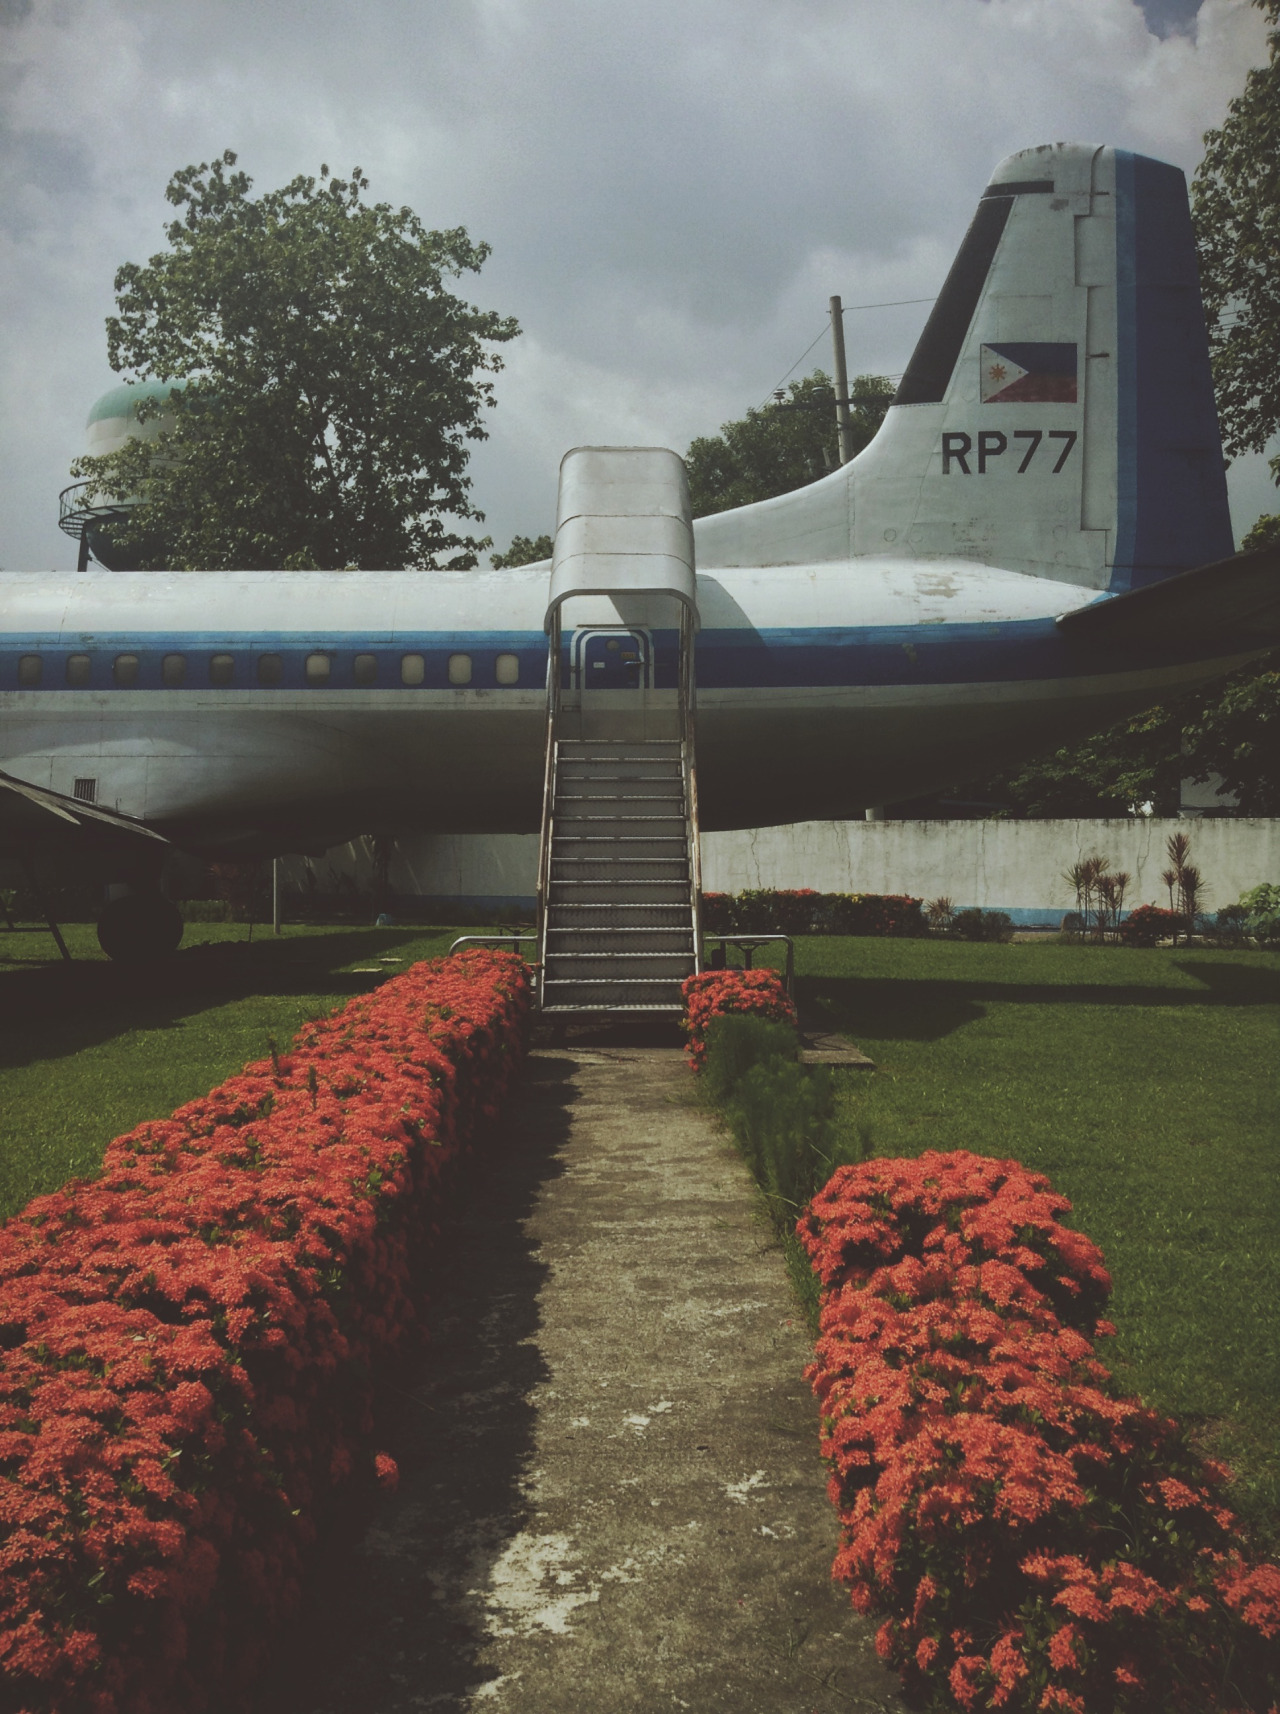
[249,1040,903,1714]
[799,1031,876,1069]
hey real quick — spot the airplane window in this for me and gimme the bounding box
[17,655,42,688]
[353,653,378,686]
[66,654,91,687]
[257,653,283,687]
[113,654,139,687]
[162,653,186,687]
[305,652,331,685]
[447,653,472,686]
[401,653,425,686]
[495,653,519,685]
[210,653,235,687]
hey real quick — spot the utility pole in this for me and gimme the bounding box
[272,856,282,935]
[829,295,855,465]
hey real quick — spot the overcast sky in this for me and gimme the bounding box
[1,0,1275,570]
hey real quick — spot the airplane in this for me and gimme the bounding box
[2,140,1278,963]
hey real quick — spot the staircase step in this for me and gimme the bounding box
[556,770,682,785]
[548,881,691,900]
[545,957,695,981]
[558,740,681,754]
[546,928,694,946]
[552,837,687,856]
[551,865,689,884]
[542,978,686,1011]
[547,910,693,931]
[554,812,686,823]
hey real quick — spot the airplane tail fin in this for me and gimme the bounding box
[694,142,1234,592]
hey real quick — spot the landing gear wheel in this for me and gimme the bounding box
[96,893,184,962]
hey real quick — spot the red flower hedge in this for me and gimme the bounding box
[681,969,797,1071]
[0,949,529,1714]
[799,1152,1280,1714]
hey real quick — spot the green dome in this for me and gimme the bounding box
[86,379,186,427]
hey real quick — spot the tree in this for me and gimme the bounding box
[491,533,553,568]
[71,152,519,570]
[1193,0,1280,479]
[685,370,894,517]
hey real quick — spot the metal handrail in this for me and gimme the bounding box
[533,612,562,1009]
[680,603,703,975]
[448,933,537,958]
[57,482,135,539]
[702,932,795,1003]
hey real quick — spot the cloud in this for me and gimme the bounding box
[0,0,1271,568]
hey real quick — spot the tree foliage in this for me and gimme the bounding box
[491,532,553,568]
[1192,0,1280,475]
[71,152,519,569]
[959,640,1280,820]
[685,370,894,517]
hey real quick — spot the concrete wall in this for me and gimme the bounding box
[705,818,1278,923]
[283,819,1279,926]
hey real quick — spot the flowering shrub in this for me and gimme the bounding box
[700,890,925,937]
[1118,903,1185,947]
[681,969,796,1072]
[0,949,529,1714]
[701,891,735,933]
[800,1152,1280,1713]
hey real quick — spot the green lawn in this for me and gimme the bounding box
[0,920,508,1220]
[783,936,1280,1551]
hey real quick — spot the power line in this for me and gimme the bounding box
[842,296,938,312]
[761,295,937,406]
[763,323,829,405]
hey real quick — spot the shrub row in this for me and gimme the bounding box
[680,967,797,1072]
[701,1013,837,1233]
[703,889,926,937]
[0,949,530,1714]
[799,1152,1280,1713]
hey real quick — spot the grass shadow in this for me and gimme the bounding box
[0,927,449,1074]
[800,958,1280,1046]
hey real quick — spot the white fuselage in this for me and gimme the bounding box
[0,563,1248,852]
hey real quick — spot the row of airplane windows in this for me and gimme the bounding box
[10,651,524,689]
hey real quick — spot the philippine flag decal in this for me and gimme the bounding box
[980,342,1078,404]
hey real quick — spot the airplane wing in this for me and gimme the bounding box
[1056,540,1280,655]
[0,768,169,856]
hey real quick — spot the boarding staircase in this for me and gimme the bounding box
[540,736,698,1011]
[536,448,702,1016]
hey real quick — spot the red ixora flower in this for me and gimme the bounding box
[800,1150,1280,1714]
[0,949,530,1714]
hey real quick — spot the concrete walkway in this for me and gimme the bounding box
[252,1034,904,1714]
